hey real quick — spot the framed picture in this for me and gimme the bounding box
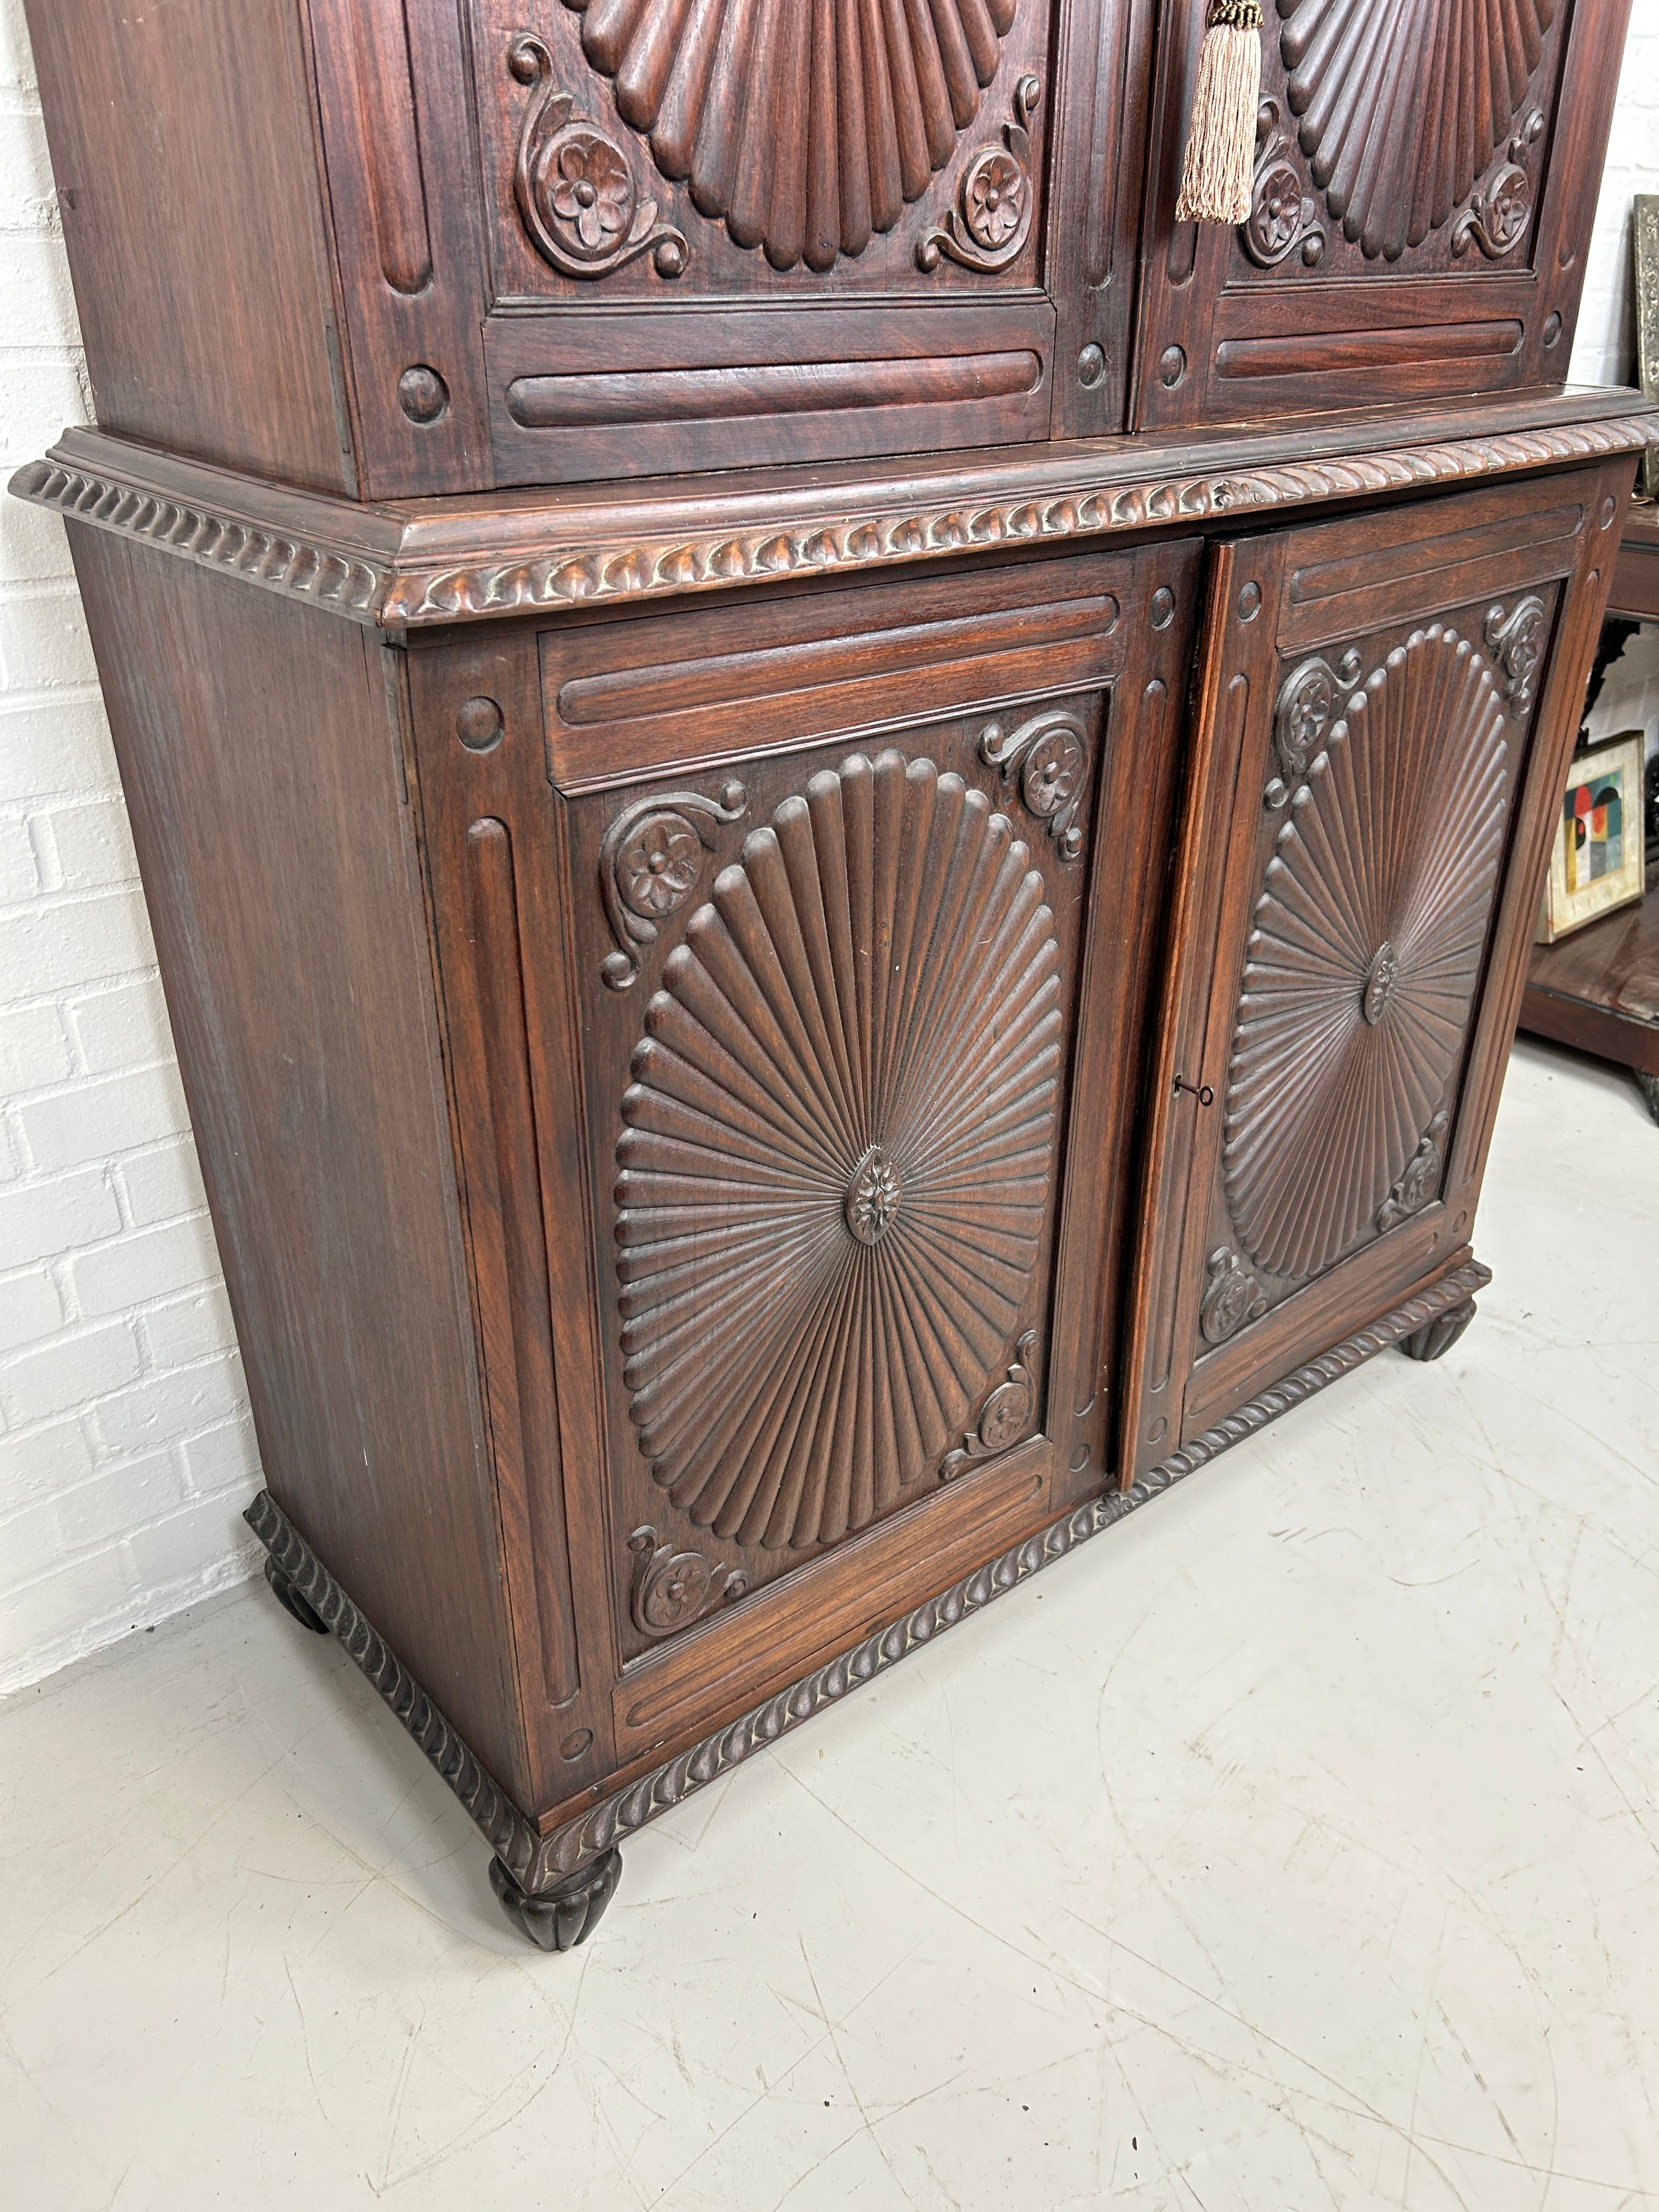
[1537,732,1648,944]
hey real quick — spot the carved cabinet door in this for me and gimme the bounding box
[409,537,1200,1803]
[302,0,1153,492]
[1131,0,1631,429]
[1118,461,1631,1483]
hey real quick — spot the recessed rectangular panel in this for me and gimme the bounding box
[486,302,1054,484]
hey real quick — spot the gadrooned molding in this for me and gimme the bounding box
[10,461,384,617]
[246,1256,1490,1893]
[15,413,1658,631]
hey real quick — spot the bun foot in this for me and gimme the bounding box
[490,1849,622,1952]
[1398,1296,1478,1363]
[264,1554,328,1633]
[1636,1070,1659,1126]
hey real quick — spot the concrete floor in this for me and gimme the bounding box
[3,1036,1657,2211]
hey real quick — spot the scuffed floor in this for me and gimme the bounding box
[3,1036,1657,2211]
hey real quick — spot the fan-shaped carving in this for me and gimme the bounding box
[561,0,1020,271]
[1224,626,1510,1282]
[616,749,1058,1552]
[1277,0,1555,259]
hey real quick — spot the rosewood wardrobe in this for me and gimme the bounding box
[13,0,1652,1949]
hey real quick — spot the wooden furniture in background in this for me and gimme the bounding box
[11,0,1652,1948]
[1521,499,1659,1121]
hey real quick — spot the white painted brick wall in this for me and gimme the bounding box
[0,0,261,1697]
[0,5,1653,1696]
[1567,24,1659,389]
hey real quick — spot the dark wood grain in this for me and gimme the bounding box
[1119,454,1634,1481]
[21,0,351,492]
[1522,865,1659,1078]
[64,526,534,1805]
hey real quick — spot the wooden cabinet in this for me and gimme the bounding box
[23,0,1629,495]
[9,0,1655,1949]
[1131,0,1626,429]
[1121,468,1624,1475]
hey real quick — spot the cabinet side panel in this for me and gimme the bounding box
[66,529,530,1801]
[23,0,353,494]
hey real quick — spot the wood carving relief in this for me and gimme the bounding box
[939,1330,1039,1479]
[1274,0,1555,260]
[510,32,689,277]
[1223,625,1511,1283]
[1482,593,1548,713]
[557,0,1020,273]
[627,1525,746,1637]
[916,72,1040,274]
[614,749,1058,1552]
[978,705,1092,859]
[599,778,749,988]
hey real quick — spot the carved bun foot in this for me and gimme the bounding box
[1398,1297,1479,1363]
[264,1554,328,1633]
[490,1849,622,1952]
[1635,1070,1659,1126]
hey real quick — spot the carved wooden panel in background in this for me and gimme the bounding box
[1275,0,1555,263]
[1220,625,1511,1297]
[473,0,1052,299]
[614,749,1059,1551]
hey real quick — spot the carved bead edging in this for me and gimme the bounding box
[508,33,687,281]
[599,779,747,989]
[1483,593,1548,715]
[940,1331,1040,1481]
[917,75,1042,275]
[979,709,1091,859]
[15,417,1659,634]
[627,1526,745,1639]
[242,1260,1492,1893]
[7,463,384,617]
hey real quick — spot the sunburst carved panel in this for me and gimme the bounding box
[1222,625,1511,1282]
[615,748,1058,1551]
[560,0,1020,271]
[1277,0,1556,260]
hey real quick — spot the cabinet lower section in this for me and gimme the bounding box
[40,419,1638,1953]
[248,1252,1488,1943]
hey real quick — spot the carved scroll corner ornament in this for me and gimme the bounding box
[1241,98,1326,270]
[599,778,748,990]
[979,707,1089,859]
[1482,593,1548,715]
[508,32,687,280]
[1266,647,1358,807]
[940,1332,1039,1481]
[627,1526,746,1640]
[1376,1110,1451,1234]
[917,73,1041,275]
[1199,1247,1269,1347]
[1453,108,1546,261]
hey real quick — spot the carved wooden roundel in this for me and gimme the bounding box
[615,749,1059,1551]
[561,0,1020,271]
[1223,625,1510,1282]
[1278,0,1555,259]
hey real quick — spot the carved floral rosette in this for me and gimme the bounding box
[509,32,687,279]
[599,779,749,990]
[917,74,1043,275]
[978,707,1091,859]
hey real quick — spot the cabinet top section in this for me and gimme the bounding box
[14,392,1658,633]
[19,0,1635,501]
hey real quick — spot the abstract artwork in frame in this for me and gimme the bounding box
[1538,732,1648,943]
